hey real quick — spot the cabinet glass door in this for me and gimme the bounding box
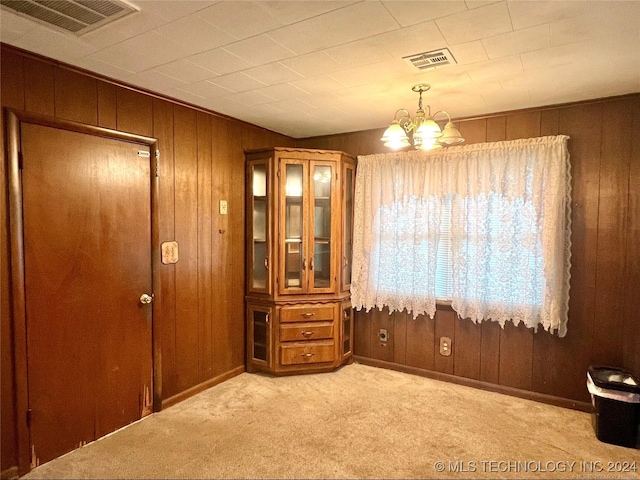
[341,302,353,360]
[281,161,306,294]
[248,161,270,294]
[341,161,355,292]
[247,304,272,368]
[309,161,336,293]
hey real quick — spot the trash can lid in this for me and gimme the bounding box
[588,366,640,394]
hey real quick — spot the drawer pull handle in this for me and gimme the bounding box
[301,331,314,337]
[302,353,315,358]
[301,312,315,318]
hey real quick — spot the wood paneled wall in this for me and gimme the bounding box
[297,94,640,405]
[0,45,295,474]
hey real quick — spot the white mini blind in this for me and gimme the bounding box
[435,195,452,299]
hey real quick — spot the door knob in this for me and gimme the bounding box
[139,293,153,304]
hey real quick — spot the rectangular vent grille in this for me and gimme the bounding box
[0,0,138,35]
[403,48,457,70]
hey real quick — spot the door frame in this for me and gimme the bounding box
[5,109,161,475]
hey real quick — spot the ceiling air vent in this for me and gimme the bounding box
[403,48,457,70]
[0,0,139,35]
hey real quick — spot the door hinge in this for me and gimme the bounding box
[26,409,32,426]
[155,150,160,177]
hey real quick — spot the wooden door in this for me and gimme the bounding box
[20,123,153,468]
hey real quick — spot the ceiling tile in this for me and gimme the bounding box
[198,97,248,118]
[267,98,318,116]
[382,1,468,27]
[125,70,187,93]
[88,31,186,73]
[208,72,268,93]
[244,63,304,86]
[481,88,531,114]
[176,80,234,99]
[412,67,473,91]
[329,60,414,88]
[290,75,345,95]
[72,56,137,78]
[245,102,290,118]
[435,90,487,113]
[254,83,310,102]
[482,24,550,59]
[466,0,501,8]
[506,1,597,31]
[281,51,344,77]
[436,2,513,45]
[137,1,216,22]
[373,21,447,59]
[325,37,394,67]
[223,90,278,107]
[9,25,99,61]
[465,55,523,82]
[0,29,22,43]
[155,15,236,55]
[167,87,207,104]
[196,1,284,40]
[0,9,38,38]
[80,9,169,49]
[447,41,488,65]
[268,2,400,55]
[224,35,296,65]
[550,2,640,47]
[154,60,219,83]
[187,48,254,75]
[520,42,586,72]
[258,1,358,24]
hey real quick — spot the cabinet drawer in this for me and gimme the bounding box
[280,322,333,342]
[280,305,334,323]
[280,342,335,365]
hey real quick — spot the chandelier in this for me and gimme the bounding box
[380,84,465,151]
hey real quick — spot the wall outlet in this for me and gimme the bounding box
[379,328,388,343]
[219,200,228,215]
[439,336,452,356]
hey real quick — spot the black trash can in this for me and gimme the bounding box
[587,366,640,448]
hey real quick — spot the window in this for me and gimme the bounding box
[351,136,571,336]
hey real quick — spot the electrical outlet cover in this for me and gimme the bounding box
[439,336,452,356]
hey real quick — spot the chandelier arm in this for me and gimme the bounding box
[432,110,452,122]
[393,108,410,122]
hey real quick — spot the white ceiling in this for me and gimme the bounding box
[2,0,639,138]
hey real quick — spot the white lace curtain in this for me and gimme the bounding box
[352,136,572,336]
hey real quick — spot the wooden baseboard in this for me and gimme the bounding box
[354,356,592,413]
[161,365,245,410]
[1,466,18,479]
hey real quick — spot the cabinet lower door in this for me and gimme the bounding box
[341,301,354,361]
[247,304,273,371]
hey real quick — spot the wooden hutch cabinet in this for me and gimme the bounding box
[245,148,356,374]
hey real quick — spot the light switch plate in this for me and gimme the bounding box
[220,200,228,215]
[161,241,179,264]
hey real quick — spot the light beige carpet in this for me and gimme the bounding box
[23,363,640,479]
